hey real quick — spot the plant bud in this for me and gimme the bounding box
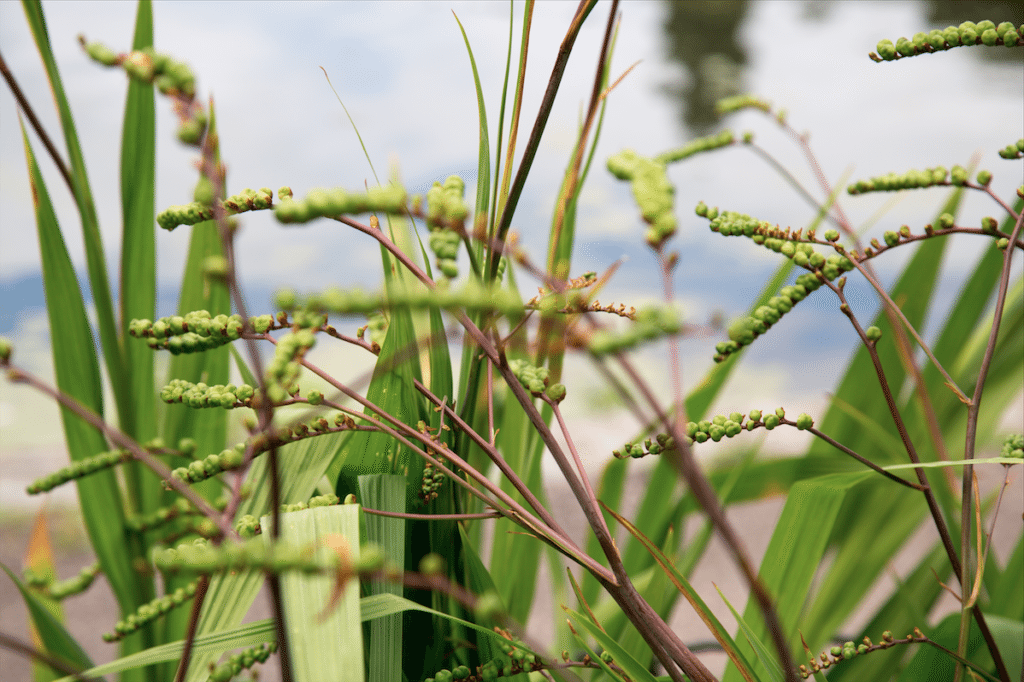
[981,28,999,46]
[866,325,883,341]
[796,413,813,430]
[976,169,992,186]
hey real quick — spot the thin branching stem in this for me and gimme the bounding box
[0,49,74,193]
[829,279,1009,682]
[954,211,1022,682]
[3,362,230,534]
[611,352,800,681]
[803,425,926,490]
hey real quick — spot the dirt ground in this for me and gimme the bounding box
[1,460,1020,681]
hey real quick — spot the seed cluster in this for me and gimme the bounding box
[685,408,813,444]
[157,187,275,231]
[265,329,317,403]
[24,562,100,601]
[846,166,990,195]
[274,184,407,224]
[872,21,1022,62]
[613,433,676,459]
[26,448,132,494]
[425,176,470,278]
[998,139,1024,159]
[280,492,341,514]
[277,282,526,318]
[426,629,540,681]
[130,311,247,355]
[168,443,247,485]
[161,379,256,409]
[715,95,771,116]
[80,40,196,100]
[153,538,337,575]
[607,150,676,248]
[1002,434,1024,459]
[587,306,682,356]
[507,359,566,403]
[208,642,277,682]
[800,629,926,678]
[104,579,199,641]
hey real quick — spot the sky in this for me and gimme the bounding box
[1,1,1021,491]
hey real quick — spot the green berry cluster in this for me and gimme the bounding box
[655,130,736,164]
[998,138,1024,159]
[429,229,462,279]
[273,184,407,224]
[714,282,818,362]
[715,95,771,116]
[799,629,925,678]
[607,149,677,248]
[685,408,813,443]
[420,459,448,504]
[507,359,566,402]
[587,306,682,356]
[80,40,197,98]
[425,175,470,228]
[25,562,101,601]
[278,281,528,319]
[208,642,278,682]
[280,493,341,514]
[427,629,539,681]
[127,497,197,532]
[848,166,954,194]
[153,537,337,575]
[161,378,256,409]
[0,337,12,364]
[613,433,676,459]
[1002,434,1024,459]
[235,515,261,538]
[872,21,1022,62]
[104,579,199,641]
[424,664,474,682]
[169,443,246,485]
[26,449,132,494]
[156,187,274,231]
[129,311,247,355]
[265,329,317,403]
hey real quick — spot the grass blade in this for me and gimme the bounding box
[118,0,158,516]
[452,12,491,250]
[20,119,142,622]
[261,504,364,682]
[716,586,784,682]
[2,564,93,680]
[358,475,405,682]
[20,0,132,435]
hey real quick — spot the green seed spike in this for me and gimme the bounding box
[104,578,200,641]
[27,449,134,494]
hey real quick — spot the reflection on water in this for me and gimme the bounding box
[660,0,1023,134]
[661,1,751,134]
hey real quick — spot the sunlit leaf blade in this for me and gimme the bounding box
[261,505,364,682]
[20,120,141,621]
[186,433,346,681]
[20,0,132,435]
[23,510,62,682]
[721,471,872,682]
[2,564,93,680]
[118,0,159,517]
[358,475,405,682]
[716,586,784,682]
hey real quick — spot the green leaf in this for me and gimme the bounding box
[21,0,132,443]
[452,12,491,252]
[21,120,141,621]
[1,564,93,680]
[716,586,784,682]
[564,607,655,682]
[358,475,405,682]
[260,504,364,682]
[603,503,760,682]
[117,0,159,531]
[722,471,873,682]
